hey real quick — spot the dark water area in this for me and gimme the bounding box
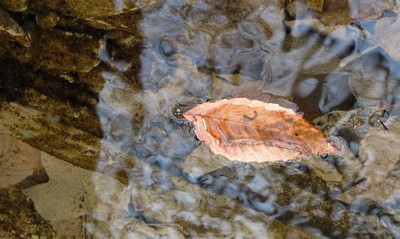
[1,0,400,238]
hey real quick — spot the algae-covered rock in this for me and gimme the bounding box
[0,186,55,238]
[32,30,103,72]
[286,0,325,15]
[0,8,30,47]
[0,0,29,12]
[83,9,144,32]
[35,10,60,29]
[64,0,144,18]
[34,0,159,18]
[320,0,395,25]
[306,0,324,12]
[286,0,395,26]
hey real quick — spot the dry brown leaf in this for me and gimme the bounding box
[183,98,339,163]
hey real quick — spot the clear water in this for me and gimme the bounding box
[94,1,400,238]
[2,0,400,238]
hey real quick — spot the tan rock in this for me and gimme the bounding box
[0,134,43,188]
[358,118,400,188]
[22,152,128,221]
[338,117,400,203]
[347,55,391,108]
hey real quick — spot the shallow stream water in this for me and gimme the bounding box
[1,0,400,238]
[92,1,400,238]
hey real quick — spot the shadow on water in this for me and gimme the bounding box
[92,1,400,238]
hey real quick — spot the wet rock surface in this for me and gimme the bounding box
[0,186,55,238]
[0,134,47,188]
[0,8,30,47]
[31,30,102,73]
[0,0,400,238]
[0,0,28,12]
[287,0,396,25]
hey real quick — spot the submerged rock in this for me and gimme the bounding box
[183,143,227,178]
[0,0,29,12]
[318,72,353,114]
[321,0,395,25]
[31,30,103,72]
[1,0,400,237]
[0,8,30,47]
[35,10,60,29]
[338,117,400,203]
[346,52,395,108]
[33,0,160,19]
[0,134,46,188]
[22,152,128,221]
[356,11,400,64]
[306,0,324,12]
[0,186,55,238]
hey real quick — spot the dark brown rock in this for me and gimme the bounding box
[33,0,159,19]
[31,30,102,72]
[64,0,137,18]
[0,186,55,238]
[35,10,60,29]
[0,8,30,47]
[0,0,29,12]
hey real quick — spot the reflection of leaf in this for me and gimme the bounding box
[183,98,339,163]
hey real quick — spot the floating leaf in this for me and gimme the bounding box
[183,98,339,163]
